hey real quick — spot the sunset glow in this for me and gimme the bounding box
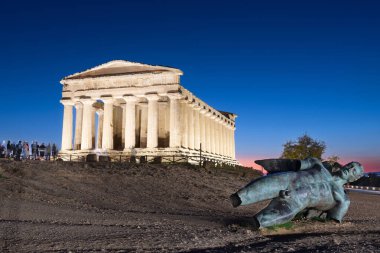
[237,155,380,173]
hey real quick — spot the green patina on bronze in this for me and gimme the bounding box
[230,158,364,228]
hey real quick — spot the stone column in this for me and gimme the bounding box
[232,126,236,159]
[140,105,148,148]
[81,99,94,150]
[215,117,221,155]
[228,125,233,158]
[96,110,104,149]
[223,122,228,157]
[219,120,225,156]
[199,109,207,152]
[74,102,83,150]
[194,106,201,150]
[180,101,188,148]
[187,102,195,149]
[101,97,114,150]
[91,107,96,149]
[61,99,74,151]
[123,95,138,150]
[122,104,126,148]
[205,112,212,153]
[168,93,182,148]
[210,114,216,154]
[146,94,160,148]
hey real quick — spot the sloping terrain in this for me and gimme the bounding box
[0,160,379,252]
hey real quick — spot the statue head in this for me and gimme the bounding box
[338,162,364,183]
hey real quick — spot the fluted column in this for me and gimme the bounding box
[180,100,188,148]
[91,107,96,149]
[205,112,212,153]
[96,110,104,149]
[168,93,182,148]
[220,120,225,156]
[123,95,138,150]
[194,106,201,150]
[232,126,236,159]
[122,104,126,148]
[222,122,228,157]
[228,125,233,158]
[101,97,114,150]
[225,122,231,157]
[216,117,222,155]
[187,103,195,149]
[218,120,223,156]
[74,102,83,150]
[146,94,160,148]
[210,114,216,154]
[223,122,228,157]
[81,99,94,150]
[61,99,74,151]
[199,109,207,152]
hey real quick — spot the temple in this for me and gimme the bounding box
[59,60,238,164]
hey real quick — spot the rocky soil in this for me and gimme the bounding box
[0,160,379,252]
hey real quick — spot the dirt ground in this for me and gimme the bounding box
[0,160,379,253]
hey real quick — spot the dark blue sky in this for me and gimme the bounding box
[0,0,379,170]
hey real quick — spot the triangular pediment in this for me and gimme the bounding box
[63,60,183,80]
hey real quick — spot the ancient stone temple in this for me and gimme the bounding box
[59,60,238,164]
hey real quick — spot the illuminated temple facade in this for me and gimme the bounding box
[59,60,237,164]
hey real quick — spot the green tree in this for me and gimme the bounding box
[281,134,326,160]
[326,155,340,163]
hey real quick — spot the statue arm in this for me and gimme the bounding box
[327,187,350,222]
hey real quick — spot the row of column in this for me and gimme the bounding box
[180,100,236,159]
[60,93,183,152]
[61,93,235,159]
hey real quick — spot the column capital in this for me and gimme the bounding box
[205,111,212,117]
[74,102,83,109]
[200,108,208,114]
[167,92,183,100]
[145,93,160,101]
[80,98,95,105]
[60,99,75,106]
[100,96,114,104]
[188,101,197,108]
[123,95,139,103]
[210,114,217,119]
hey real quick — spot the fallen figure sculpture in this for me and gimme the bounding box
[230,158,364,228]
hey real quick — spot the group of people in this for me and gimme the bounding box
[0,140,58,161]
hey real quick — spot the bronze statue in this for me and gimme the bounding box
[230,158,364,228]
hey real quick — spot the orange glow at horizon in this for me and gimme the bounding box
[237,155,380,173]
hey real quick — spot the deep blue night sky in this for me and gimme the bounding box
[0,0,379,171]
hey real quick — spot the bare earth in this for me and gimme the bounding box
[0,160,379,253]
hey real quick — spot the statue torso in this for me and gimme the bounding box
[286,165,341,210]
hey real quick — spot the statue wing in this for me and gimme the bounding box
[255,159,301,173]
[322,161,343,174]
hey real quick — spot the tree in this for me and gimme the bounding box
[326,155,340,163]
[281,134,326,160]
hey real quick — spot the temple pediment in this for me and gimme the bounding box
[63,60,183,80]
